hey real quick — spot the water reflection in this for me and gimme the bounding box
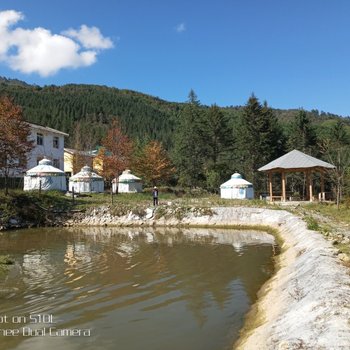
[0,227,277,350]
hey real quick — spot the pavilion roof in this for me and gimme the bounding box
[258,149,335,172]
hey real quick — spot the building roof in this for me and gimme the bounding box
[29,122,69,137]
[117,169,141,183]
[69,166,103,180]
[258,149,335,172]
[64,148,95,157]
[26,158,65,175]
[220,173,253,188]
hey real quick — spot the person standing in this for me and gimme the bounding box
[152,186,159,206]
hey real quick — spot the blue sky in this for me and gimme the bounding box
[0,0,350,116]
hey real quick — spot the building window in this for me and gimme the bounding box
[37,133,43,145]
[53,159,60,168]
[53,136,59,149]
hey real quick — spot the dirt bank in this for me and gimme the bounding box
[66,206,350,349]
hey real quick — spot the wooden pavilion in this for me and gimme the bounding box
[258,150,335,202]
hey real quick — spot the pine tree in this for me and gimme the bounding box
[286,110,318,197]
[173,90,206,187]
[319,120,350,207]
[234,95,284,193]
[287,110,317,153]
[202,104,233,191]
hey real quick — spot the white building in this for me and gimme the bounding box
[24,158,67,191]
[69,165,104,193]
[220,173,254,199]
[113,169,142,193]
[27,123,68,172]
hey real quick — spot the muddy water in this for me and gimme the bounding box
[0,227,277,350]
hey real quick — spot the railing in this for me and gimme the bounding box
[0,177,24,190]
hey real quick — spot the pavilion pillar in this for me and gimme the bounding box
[320,172,325,201]
[308,171,313,202]
[269,172,273,201]
[281,171,286,202]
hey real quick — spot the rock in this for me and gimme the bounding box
[145,208,154,219]
[333,249,340,255]
[338,253,350,262]
[278,339,307,349]
[341,237,350,244]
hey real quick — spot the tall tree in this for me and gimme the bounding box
[319,120,350,208]
[100,119,133,182]
[0,96,33,194]
[70,121,95,174]
[234,95,284,193]
[287,110,317,153]
[285,110,317,197]
[202,104,233,191]
[132,140,175,186]
[173,90,206,187]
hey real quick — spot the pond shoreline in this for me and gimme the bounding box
[62,206,350,349]
[2,205,350,349]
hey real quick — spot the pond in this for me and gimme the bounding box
[0,227,277,350]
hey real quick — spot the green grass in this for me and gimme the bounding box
[304,216,321,231]
[0,190,73,226]
[2,189,350,237]
[305,202,350,225]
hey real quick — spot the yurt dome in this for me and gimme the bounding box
[220,173,254,199]
[113,169,142,193]
[69,165,104,193]
[24,158,67,191]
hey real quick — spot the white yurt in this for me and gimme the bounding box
[69,165,104,193]
[24,158,67,191]
[113,169,142,193]
[220,173,254,199]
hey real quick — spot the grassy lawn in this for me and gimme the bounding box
[303,202,350,225]
[1,188,349,229]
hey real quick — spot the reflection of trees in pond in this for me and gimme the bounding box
[0,227,275,330]
[76,229,275,327]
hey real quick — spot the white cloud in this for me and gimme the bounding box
[175,22,186,33]
[63,25,113,49]
[0,10,114,77]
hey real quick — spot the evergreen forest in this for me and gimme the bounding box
[1,77,350,198]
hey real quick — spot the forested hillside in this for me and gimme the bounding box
[0,78,183,149]
[1,77,349,151]
[1,77,350,196]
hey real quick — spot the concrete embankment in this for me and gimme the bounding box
[66,206,350,349]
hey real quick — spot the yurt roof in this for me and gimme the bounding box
[258,149,335,171]
[70,165,103,180]
[117,169,141,183]
[26,158,65,175]
[220,173,253,188]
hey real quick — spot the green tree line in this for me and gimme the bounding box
[1,78,350,198]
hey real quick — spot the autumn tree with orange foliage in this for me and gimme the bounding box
[0,97,33,195]
[133,140,175,186]
[0,96,33,194]
[100,119,133,182]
